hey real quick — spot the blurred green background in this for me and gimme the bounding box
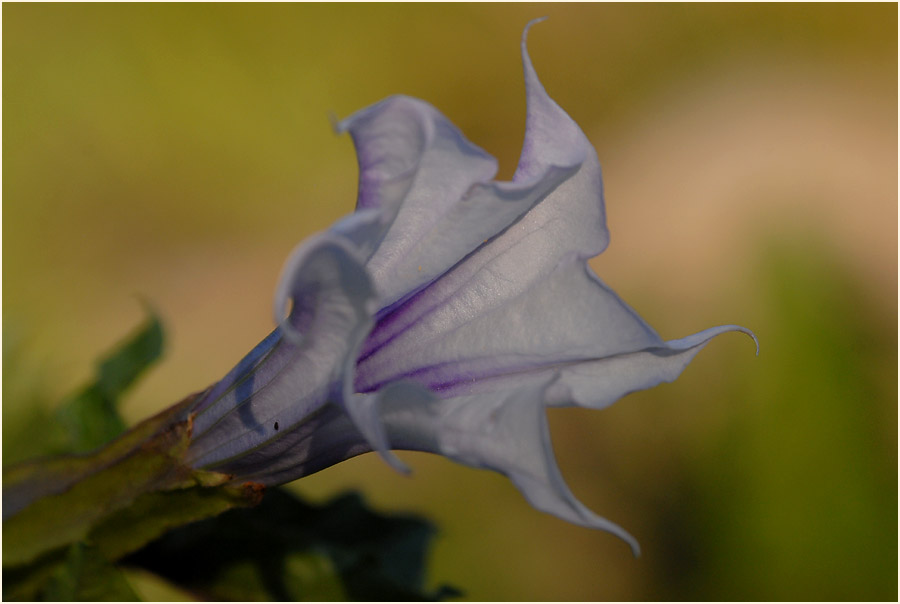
[4,4,896,600]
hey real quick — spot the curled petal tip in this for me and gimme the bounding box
[584,509,640,557]
[731,325,760,356]
[626,533,641,558]
[748,330,760,356]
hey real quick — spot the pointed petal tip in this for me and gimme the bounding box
[577,503,640,556]
[670,323,759,356]
[723,325,760,356]
[579,504,641,557]
[520,18,548,80]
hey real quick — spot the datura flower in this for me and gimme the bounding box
[185,20,755,555]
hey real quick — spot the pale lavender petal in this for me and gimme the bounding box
[514,19,590,183]
[182,20,758,556]
[358,26,611,362]
[338,96,447,214]
[358,250,756,406]
[340,383,424,474]
[327,207,387,261]
[540,324,758,409]
[357,255,660,392]
[191,327,282,416]
[195,402,366,485]
[339,93,582,309]
[365,164,578,310]
[436,324,757,407]
[356,25,755,408]
[382,376,640,555]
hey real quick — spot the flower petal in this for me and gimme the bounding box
[211,381,435,485]
[381,376,640,555]
[192,402,365,485]
[187,232,379,470]
[183,19,757,554]
[356,23,757,405]
[358,24,613,365]
[338,87,583,309]
[357,255,652,391]
[358,252,756,407]
[190,327,283,417]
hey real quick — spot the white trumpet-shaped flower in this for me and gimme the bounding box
[185,20,756,555]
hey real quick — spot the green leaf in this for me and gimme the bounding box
[55,311,164,453]
[3,395,266,601]
[125,488,459,601]
[55,385,130,456]
[96,309,164,400]
[41,543,140,602]
[3,394,196,528]
[3,402,196,568]
[2,403,71,467]
[89,480,265,562]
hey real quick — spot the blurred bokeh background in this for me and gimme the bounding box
[4,4,896,600]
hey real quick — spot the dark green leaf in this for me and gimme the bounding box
[96,309,164,400]
[2,403,71,466]
[125,488,459,601]
[3,393,261,567]
[55,311,164,453]
[3,406,195,568]
[55,385,130,456]
[3,395,265,601]
[3,395,194,527]
[89,480,265,563]
[3,549,69,601]
[41,543,139,602]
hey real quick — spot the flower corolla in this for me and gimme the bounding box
[185,21,756,555]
